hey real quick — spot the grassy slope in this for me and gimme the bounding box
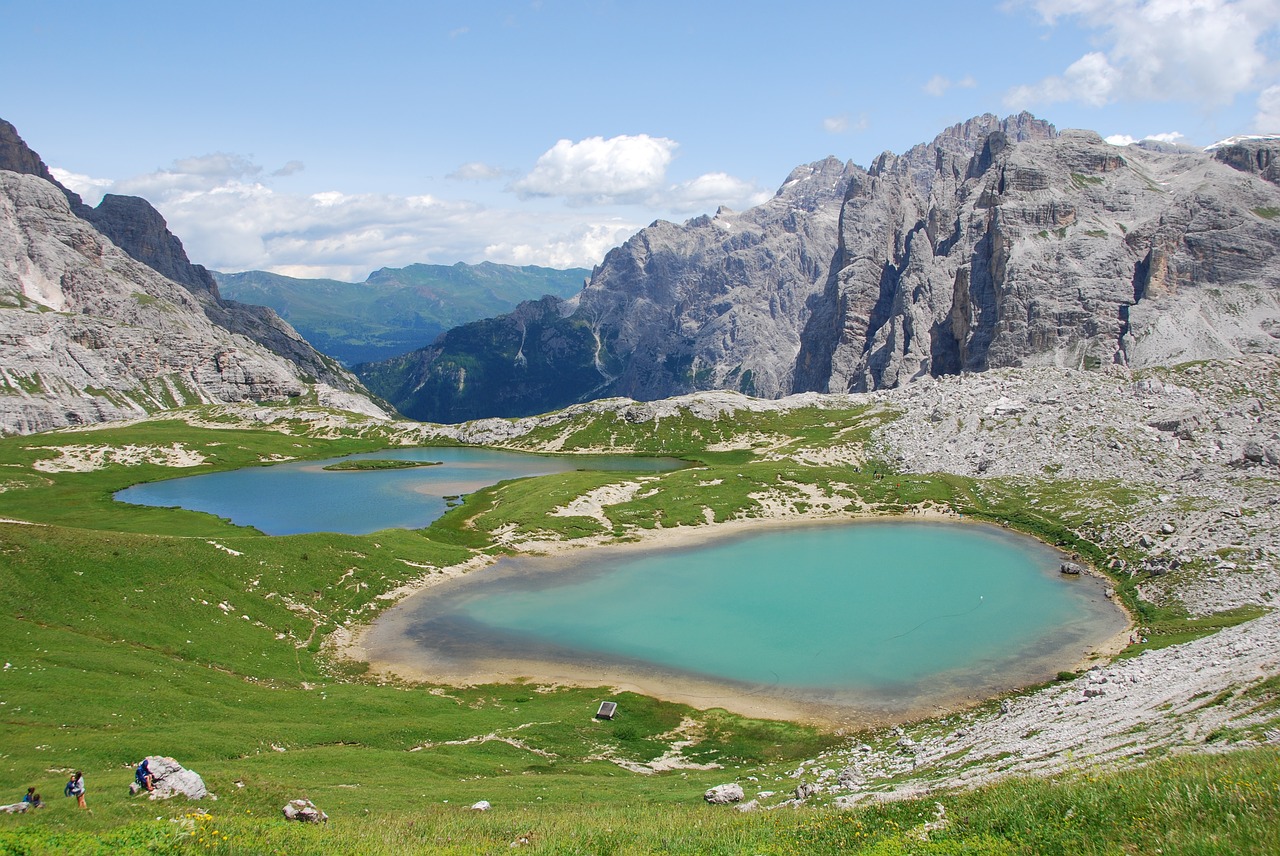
[0,406,1276,854]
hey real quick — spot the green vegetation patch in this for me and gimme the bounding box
[1121,604,1269,657]
[322,459,442,471]
[0,407,1274,853]
[1252,206,1280,220]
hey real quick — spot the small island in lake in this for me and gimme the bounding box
[323,459,442,471]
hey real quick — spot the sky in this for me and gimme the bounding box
[2,0,1279,281]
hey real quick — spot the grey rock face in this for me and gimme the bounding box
[580,155,858,400]
[0,121,388,434]
[134,756,209,800]
[817,127,1280,392]
[383,113,1280,422]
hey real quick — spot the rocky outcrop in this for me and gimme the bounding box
[0,119,389,434]
[129,756,209,800]
[814,127,1280,391]
[703,783,744,804]
[283,798,328,823]
[1211,137,1280,186]
[369,113,1280,423]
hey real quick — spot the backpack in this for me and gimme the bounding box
[64,779,74,798]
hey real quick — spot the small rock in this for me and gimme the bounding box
[1160,522,1177,535]
[735,799,760,813]
[795,782,820,800]
[1060,561,1084,575]
[471,800,492,811]
[282,799,328,823]
[703,783,745,804]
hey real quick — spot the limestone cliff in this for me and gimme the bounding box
[0,120,388,434]
[362,113,1280,422]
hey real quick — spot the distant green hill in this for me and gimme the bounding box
[214,262,589,365]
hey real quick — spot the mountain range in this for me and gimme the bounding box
[0,119,387,435]
[357,112,1280,423]
[214,262,588,366]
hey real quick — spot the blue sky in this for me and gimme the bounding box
[3,0,1279,280]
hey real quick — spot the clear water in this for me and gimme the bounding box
[115,447,682,535]
[385,521,1126,713]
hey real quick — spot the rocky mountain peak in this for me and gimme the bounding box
[0,118,386,433]
[360,111,1280,423]
[85,193,221,298]
[0,119,87,213]
[1212,138,1280,185]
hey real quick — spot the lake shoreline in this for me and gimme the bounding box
[340,504,1131,728]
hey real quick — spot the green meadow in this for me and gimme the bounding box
[0,406,1276,854]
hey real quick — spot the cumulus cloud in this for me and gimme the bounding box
[663,172,773,214]
[447,161,511,181]
[1257,85,1280,131]
[1006,0,1280,109]
[50,152,649,278]
[1104,130,1185,146]
[48,135,771,279]
[511,134,678,205]
[485,221,642,270]
[49,168,115,205]
[923,74,977,97]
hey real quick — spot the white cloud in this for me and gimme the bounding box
[447,161,510,181]
[923,74,977,97]
[1104,130,1185,145]
[48,137,769,278]
[49,168,114,205]
[171,152,261,179]
[511,134,678,205]
[51,152,649,277]
[663,172,772,214]
[1257,85,1280,131]
[1006,0,1280,109]
[485,221,642,270]
[1007,51,1119,107]
[822,113,869,134]
[272,160,305,177]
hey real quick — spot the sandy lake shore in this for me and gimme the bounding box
[342,506,1129,728]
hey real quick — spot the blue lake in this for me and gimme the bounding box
[115,447,682,535]
[365,521,1127,721]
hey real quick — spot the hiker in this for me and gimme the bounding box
[21,787,44,808]
[66,771,85,808]
[135,758,154,792]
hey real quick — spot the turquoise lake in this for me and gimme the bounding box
[115,447,682,535]
[366,521,1126,720]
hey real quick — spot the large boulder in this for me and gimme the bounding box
[703,783,745,804]
[131,755,209,800]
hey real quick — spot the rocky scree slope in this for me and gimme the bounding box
[363,113,1280,423]
[0,119,388,434]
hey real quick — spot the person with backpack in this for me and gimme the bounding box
[65,772,85,808]
[135,759,154,792]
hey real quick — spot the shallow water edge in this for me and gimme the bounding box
[349,513,1131,728]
